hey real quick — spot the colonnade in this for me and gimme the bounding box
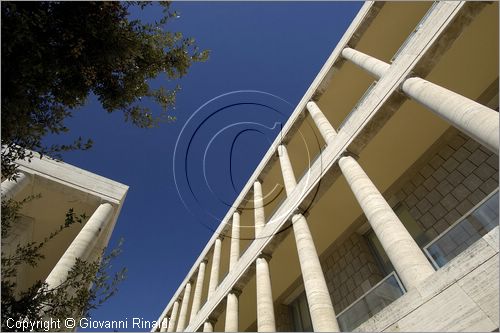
[159,40,498,333]
[340,47,499,153]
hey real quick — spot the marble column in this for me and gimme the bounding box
[203,318,217,332]
[45,202,114,289]
[341,47,499,153]
[341,47,390,78]
[167,300,180,332]
[253,181,266,237]
[224,288,241,332]
[176,281,192,331]
[160,317,169,332]
[229,212,240,269]
[339,155,435,289]
[277,145,339,332]
[204,238,222,333]
[190,260,207,322]
[207,238,222,298]
[401,77,499,153]
[253,180,277,331]
[256,254,276,332]
[306,101,338,144]
[1,172,31,200]
[225,211,241,332]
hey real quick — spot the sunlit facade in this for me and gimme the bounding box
[154,2,499,331]
[2,154,128,296]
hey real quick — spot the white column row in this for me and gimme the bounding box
[172,93,440,330]
[166,233,223,332]
[303,101,436,288]
[186,182,278,333]
[166,218,235,332]
[341,47,499,153]
[278,145,340,332]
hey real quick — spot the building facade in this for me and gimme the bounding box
[154,2,499,332]
[1,154,128,298]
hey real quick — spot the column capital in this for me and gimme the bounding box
[277,144,286,156]
[98,199,115,206]
[258,252,272,262]
[201,258,209,265]
[255,176,264,184]
[229,288,242,297]
[398,71,417,92]
[233,208,242,215]
[339,150,359,160]
[256,251,276,331]
[206,316,217,326]
[293,207,306,216]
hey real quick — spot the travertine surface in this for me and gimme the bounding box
[356,227,499,332]
[339,156,435,290]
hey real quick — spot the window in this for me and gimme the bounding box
[289,291,313,332]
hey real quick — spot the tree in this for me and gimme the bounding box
[1,1,206,329]
[1,1,209,179]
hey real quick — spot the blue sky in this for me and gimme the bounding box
[44,2,362,330]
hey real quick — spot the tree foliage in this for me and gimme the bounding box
[1,196,126,331]
[1,1,209,179]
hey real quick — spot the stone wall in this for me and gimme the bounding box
[275,303,293,332]
[320,232,384,314]
[395,131,498,240]
[274,130,499,330]
[318,130,498,318]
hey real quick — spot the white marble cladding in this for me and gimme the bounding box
[356,226,499,332]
